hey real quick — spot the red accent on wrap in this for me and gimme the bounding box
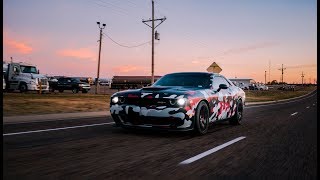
[128,94,139,98]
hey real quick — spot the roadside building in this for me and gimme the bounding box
[229,78,256,90]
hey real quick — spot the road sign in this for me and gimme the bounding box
[206,62,222,73]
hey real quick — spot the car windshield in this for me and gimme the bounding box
[20,65,38,74]
[71,78,81,83]
[152,73,212,88]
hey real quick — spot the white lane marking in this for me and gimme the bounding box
[291,112,298,116]
[179,136,246,165]
[306,106,310,109]
[3,122,115,136]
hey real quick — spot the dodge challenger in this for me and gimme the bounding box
[110,72,245,135]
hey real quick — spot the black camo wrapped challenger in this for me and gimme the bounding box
[110,72,245,135]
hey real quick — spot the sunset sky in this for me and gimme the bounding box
[3,0,317,83]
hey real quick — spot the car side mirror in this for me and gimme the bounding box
[218,84,228,91]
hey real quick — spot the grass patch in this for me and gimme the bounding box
[245,86,316,102]
[3,93,110,116]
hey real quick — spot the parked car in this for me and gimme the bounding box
[110,72,246,135]
[99,78,111,86]
[278,85,295,91]
[46,76,58,83]
[256,83,268,90]
[49,77,91,93]
[249,84,258,90]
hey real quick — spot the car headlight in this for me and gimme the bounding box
[177,98,186,106]
[112,97,119,103]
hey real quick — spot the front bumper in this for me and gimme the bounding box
[110,104,194,130]
[80,86,91,91]
[27,84,49,91]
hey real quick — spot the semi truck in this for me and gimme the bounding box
[3,61,49,93]
[110,76,161,89]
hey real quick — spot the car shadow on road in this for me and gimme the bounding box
[111,120,237,139]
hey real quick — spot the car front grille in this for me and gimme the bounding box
[124,98,173,107]
[40,78,48,85]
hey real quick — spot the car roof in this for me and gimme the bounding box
[165,72,219,76]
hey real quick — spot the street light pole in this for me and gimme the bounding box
[95,22,106,94]
[265,71,267,84]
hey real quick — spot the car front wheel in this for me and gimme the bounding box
[194,101,209,135]
[229,99,243,125]
[72,88,79,93]
[19,83,28,93]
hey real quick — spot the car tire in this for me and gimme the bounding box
[229,99,243,125]
[50,87,55,92]
[111,114,123,127]
[82,90,88,93]
[72,88,79,93]
[59,89,64,93]
[19,83,28,93]
[194,101,209,135]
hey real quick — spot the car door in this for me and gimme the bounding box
[211,76,232,121]
[57,78,65,89]
[65,78,73,90]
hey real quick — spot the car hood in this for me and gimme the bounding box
[21,73,48,79]
[112,86,204,99]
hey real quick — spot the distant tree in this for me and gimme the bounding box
[270,80,278,85]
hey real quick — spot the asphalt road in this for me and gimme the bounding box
[3,91,317,179]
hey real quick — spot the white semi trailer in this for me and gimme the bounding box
[3,61,49,92]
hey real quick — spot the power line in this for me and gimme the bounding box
[91,1,130,17]
[103,33,151,48]
[91,0,142,20]
[96,0,129,14]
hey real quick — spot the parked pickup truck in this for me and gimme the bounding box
[49,77,91,93]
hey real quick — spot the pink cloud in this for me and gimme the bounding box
[4,39,33,54]
[217,42,279,57]
[112,65,148,74]
[57,48,96,61]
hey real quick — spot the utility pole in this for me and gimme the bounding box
[10,57,13,63]
[301,72,304,86]
[264,71,267,84]
[269,60,271,83]
[95,22,106,94]
[278,64,286,84]
[142,0,166,84]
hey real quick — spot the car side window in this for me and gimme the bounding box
[212,76,229,90]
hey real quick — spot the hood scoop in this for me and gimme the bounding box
[141,86,171,91]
